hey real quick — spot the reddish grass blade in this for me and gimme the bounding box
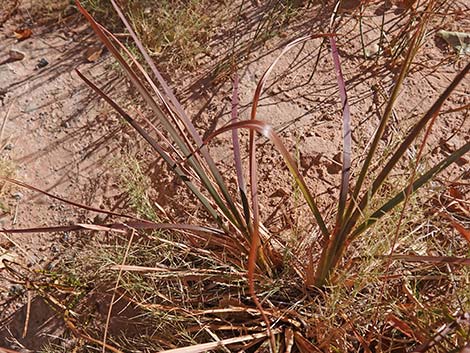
[205,119,328,238]
[294,331,323,353]
[75,69,226,229]
[329,36,352,229]
[249,33,333,240]
[246,33,333,291]
[386,313,415,338]
[231,73,251,229]
[250,33,334,122]
[1,177,143,221]
[205,118,328,351]
[106,0,247,233]
[75,1,245,233]
[450,221,470,243]
[243,34,332,348]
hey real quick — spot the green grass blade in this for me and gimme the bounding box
[329,36,352,229]
[204,120,329,237]
[249,33,332,240]
[351,141,470,238]
[338,59,470,251]
[356,61,470,215]
[314,3,439,286]
[341,9,427,226]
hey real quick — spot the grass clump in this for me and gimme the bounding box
[80,0,221,70]
[117,157,158,221]
[1,0,469,352]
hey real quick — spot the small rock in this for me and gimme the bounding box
[62,232,70,242]
[3,143,13,150]
[437,30,470,55]
[9,284,24,295]
[36,58,49,69]
[365,43,380,59]
[12,191,23,200]
[51,243,59,253]
[26,256,38,267]
[194,52,206,65]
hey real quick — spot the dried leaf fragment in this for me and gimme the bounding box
[449,186,464,200]
[84,46,103,62]
[13,28,32,41]
[9,49,24,61]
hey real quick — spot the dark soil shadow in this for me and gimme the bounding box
[0,297,63,351]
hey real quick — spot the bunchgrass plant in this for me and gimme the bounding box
[1,0,469,351]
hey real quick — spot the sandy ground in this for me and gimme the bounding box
[0,0,468,350]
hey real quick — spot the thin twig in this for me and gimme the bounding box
[21,280,31,338]
[0,102,13,145]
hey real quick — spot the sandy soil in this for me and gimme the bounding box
[0,5,131,348]
[0,0,468,351]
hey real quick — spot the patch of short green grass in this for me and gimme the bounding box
[116,156,158,221]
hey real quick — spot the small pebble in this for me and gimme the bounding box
[12,192,23,200]
[9,284,24,295]
[365,43,380,59]
[3,143,13,150]
[36,58,48,69]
